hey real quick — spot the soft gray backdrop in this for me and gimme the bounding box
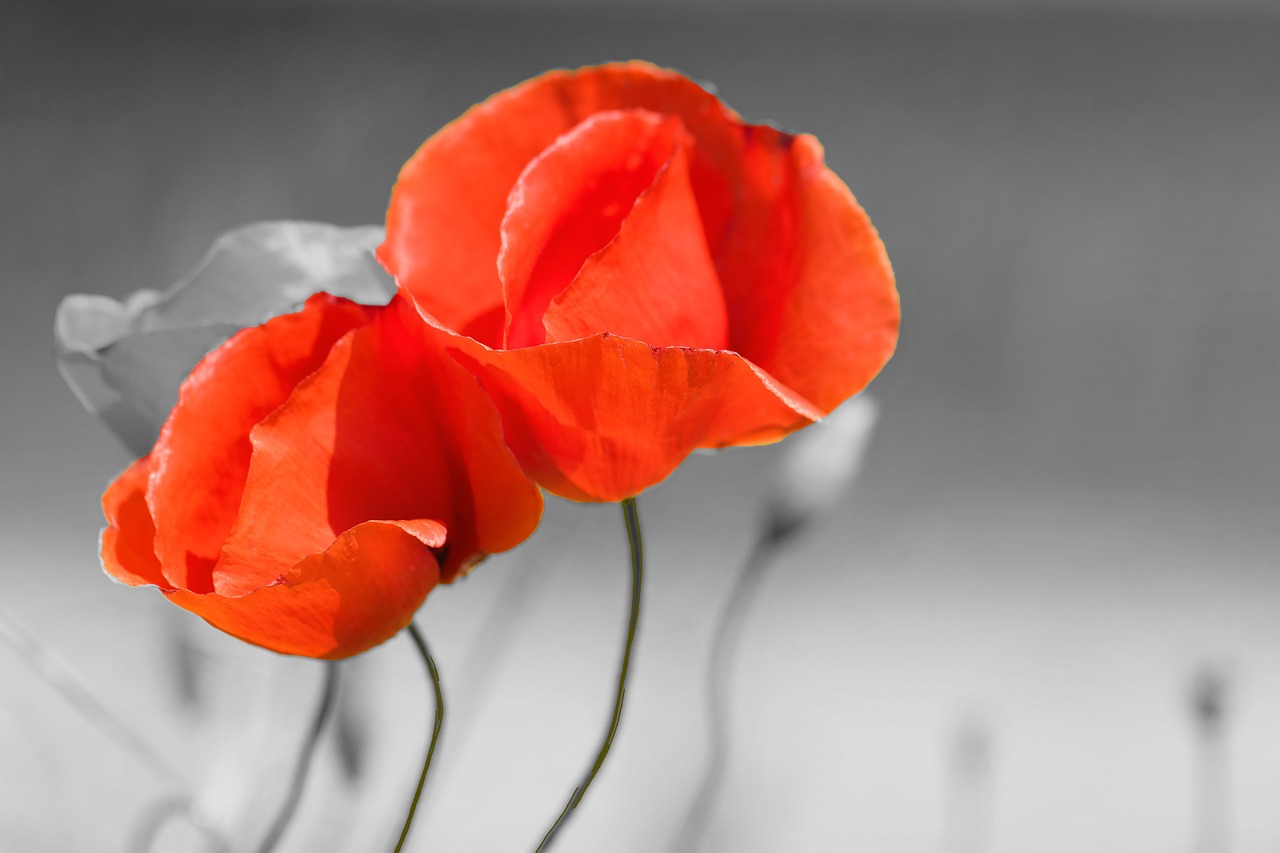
[2,3,1279,851]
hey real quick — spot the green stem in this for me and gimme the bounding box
[673,529,778,853]
[393,622,444,853]
[254,661,341,853]
[535,496,644,852]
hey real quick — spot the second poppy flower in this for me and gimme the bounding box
[101,292,543,659]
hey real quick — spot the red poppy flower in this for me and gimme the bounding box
[101,292,543,659]
[380,62,900,502]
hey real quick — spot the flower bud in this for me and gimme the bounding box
[765,394,879,543]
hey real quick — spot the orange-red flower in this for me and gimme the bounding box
[380,62,900,502]
[101,292,543,659]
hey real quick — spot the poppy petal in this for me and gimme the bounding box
[383,61,895,405]
[443,331,822,502]
[382,62,899,502]
[166,519,444,660]
[380,62,740,344]
[773,137,899,411]
[500,110,674,347]
[519,112,727,350]
[713,132,899,413]
[100,456,169,589]
[216,295,542,593]
[147,295,374,593]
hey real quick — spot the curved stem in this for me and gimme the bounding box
[254,661,341,853]
[536,787,579,851]
[673,531,778,853]
[536,496,644,852]
[392,622,444,853]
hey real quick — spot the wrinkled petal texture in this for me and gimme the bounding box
[100,293,543,658]
[148,295,375,593]
[445,330,822,502]
[500,109,726,350]
[219,294,543,589]
[166,520,445,661]
[104,459,444,659]
[381,62,899,500]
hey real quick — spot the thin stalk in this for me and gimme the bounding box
[673,530,779,853]
[392,622,444,853]
[254,661,341,853]
[535,497,644,852]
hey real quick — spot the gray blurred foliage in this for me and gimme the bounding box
[53,221,395,457]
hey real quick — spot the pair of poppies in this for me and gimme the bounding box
[90,62,900,660]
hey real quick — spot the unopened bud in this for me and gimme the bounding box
[765,395,879,543]
[1191,663,1230,735]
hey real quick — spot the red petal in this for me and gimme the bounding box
[778,137,899,410]
[713,131,899,413]
[443,331,821,502]
[500,110,669,347]
[166,519,444,660]
[146,295,374,593]
[380,62,743,344]
[383,61,898,412]
[384,63,898,502]
[101,456,170,589]
[498,109,726,350]
[216,294,542,592]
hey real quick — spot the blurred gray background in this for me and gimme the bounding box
[2,1,1279,851]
